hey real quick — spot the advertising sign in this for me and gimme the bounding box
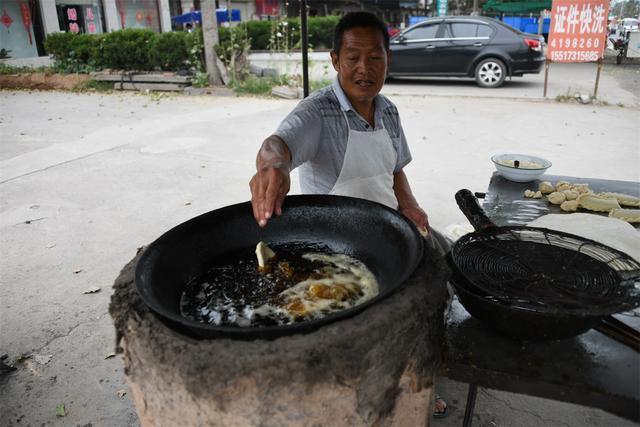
[436,0,448,17]
[546,0,609,62]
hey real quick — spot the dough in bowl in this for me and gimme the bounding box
[528,213,640,263]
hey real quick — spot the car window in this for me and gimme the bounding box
[494,20,523,34]
[449,23,477,38]
[477,24,493,37]
[403,23,439,40]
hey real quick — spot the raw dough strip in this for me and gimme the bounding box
[609,208,640,223]
[577,193,621,213]
[597,192,640,207]
[560,200,579,212]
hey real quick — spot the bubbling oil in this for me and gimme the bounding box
[179,245,379,327]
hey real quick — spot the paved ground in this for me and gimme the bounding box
[0,60,638,426]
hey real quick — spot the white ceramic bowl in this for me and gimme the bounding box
[491,154,552,182]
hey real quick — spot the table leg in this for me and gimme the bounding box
[462,383,478,427]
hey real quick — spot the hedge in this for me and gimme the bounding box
[44,16,339,73]
[219,16,339,50]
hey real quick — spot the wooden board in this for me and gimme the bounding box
[93,73,192,83]
[114,82,187,92]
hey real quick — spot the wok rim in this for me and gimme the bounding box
[135,195,425,339]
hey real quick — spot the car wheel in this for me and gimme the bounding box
[475,58,506,88]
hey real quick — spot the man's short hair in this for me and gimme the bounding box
[332,12,389,55]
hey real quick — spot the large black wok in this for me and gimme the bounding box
[135,195,424,340]
[449,189,640,340]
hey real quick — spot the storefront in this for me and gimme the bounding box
[0,0,191,59]
[1,0,46,59]
[115,0,161,32]
[55,0,106,34]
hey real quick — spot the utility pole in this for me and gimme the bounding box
[473,0,479,15]
[201,0,223,85]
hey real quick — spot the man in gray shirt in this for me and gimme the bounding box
[249,11,447,417]
[249,12,428,235]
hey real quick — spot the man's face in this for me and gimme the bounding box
[331,26,390,106]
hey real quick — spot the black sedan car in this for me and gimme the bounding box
[387,16,545,88]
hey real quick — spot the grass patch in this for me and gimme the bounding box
[230,75,333,97]
[310,78,332,93]
[73,79,114,93]
[0,63,51,74]
[230,75,289,95]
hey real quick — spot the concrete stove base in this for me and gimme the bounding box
[109,245,448,427]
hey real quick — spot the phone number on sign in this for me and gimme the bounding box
[549,37,601,50]
[550,51,600,61]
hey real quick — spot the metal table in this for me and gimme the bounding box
[441,173,640,425]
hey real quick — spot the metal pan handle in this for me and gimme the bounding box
[455,189,497,231]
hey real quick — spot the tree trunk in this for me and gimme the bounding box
[201,0,223,86]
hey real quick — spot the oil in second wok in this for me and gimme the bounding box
[179,243,379,327]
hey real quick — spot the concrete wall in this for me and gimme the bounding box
[159,0,173,32]
[0,1,39,59]
[248,51,336,81]
[39,0,61,34]
[103,0,122,32]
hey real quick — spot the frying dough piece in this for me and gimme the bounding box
[548,191,567,205]
[562,190,579,201]
[577,193,621,213]
[609,208,640,223]
[529,213,640,262]
[597,192,640,207]
[534,191,542,198]
[255,241,276,271]
[560,200,579,212]
[538,181,554,194]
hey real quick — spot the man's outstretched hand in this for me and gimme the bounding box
[400,204,430,235]
[250,166,290,227]
[250,136,292,227]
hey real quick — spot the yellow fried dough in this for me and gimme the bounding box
[609,208,640,223]
[577,193,621,213]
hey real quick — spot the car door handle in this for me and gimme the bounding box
[425,44,436,49]
[473,42,483,47]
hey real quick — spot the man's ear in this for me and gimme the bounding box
[330,50,340,73]
[386,48,391,66]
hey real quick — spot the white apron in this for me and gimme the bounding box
[329,107,398,209]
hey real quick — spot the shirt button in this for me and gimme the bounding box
[365,124,369,129]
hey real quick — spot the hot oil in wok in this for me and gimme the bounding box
[179,244,379,327]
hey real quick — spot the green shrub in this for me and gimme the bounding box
[149,31,189,70]
[44,32,76,60]
[220,16,338,51]
[307,16,340,50]
[185,28,205,72]
[41,16,338,74]
[99,29,156,70]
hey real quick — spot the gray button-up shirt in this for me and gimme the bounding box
[274,79,412,194]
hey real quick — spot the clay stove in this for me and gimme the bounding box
[109,246,448,427]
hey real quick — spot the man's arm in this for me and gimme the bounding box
[393,170,429,232]
[249,135,292,227]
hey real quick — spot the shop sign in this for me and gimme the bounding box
[547,0,609,62]
[87,7,96,34]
